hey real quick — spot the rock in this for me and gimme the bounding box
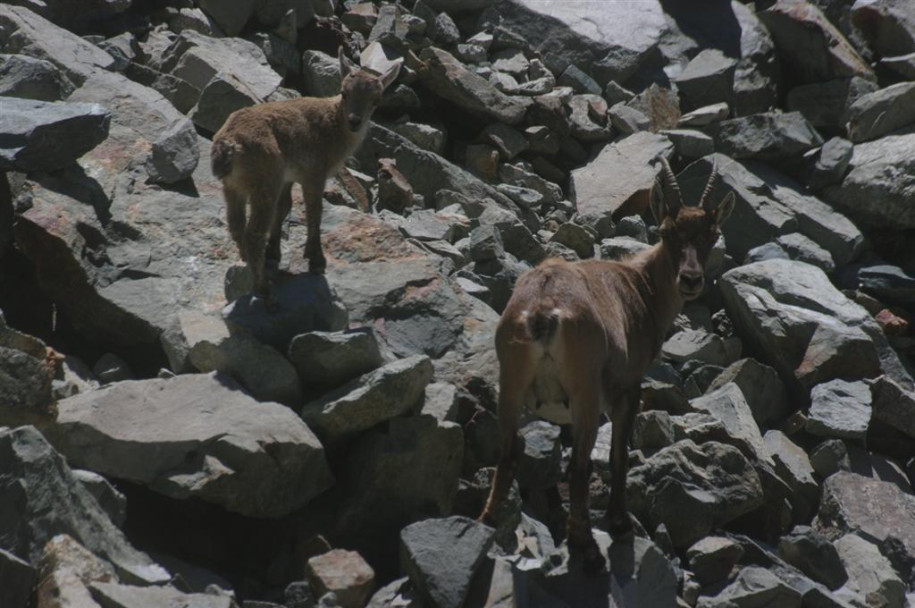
[477,205,544,265]
[609,103,650,135]
[881,52,915,79]
[390,121,446,155]
[786,77,877,130]
[675,49,737,112]
[0,5,115,85]
[857,264,915,305]
[697,566,802,608]
[763,431,818,523]
[365,577,418,608]
[145,117,199,184]
[92,352,133,384]
[850,0,915,58]
[777,526,848,590]
[0,97,110,173]
[834,534,906,608]
[482,123,528,161]
[810,439,850,478]
[733,1,779,116]
[301,355,433,445]
[663,329,741,368]
[719,259,909,401]
[50,373,333,518]
[626,440,764,549]
[557,64,602,96]
[421,382,459,423]
[775,233,835,273]
[189,71,262,134]
[0,344,54,426]
[846,82,915,142]
[686,536,744,586]
[550,222,595,259]
[707,358,789,427]
[814,471,915,566]
[418,47,530,125]
[223,273,349,354]
[759,0,875,84]
[570,131,673,228]
[179,311,302,406]
[631,410,676,452]
[663,129,716,159]
[288,328,383,393]
[72,469,127,529]
[336,417,463,563]
[469,224,505,263]
[822,131,915,229]
[90,581,236,608]
[600,236,651,260]
[0,547,35,608]
[516,421,562,491]
[679,102,730,128]
[0,426,170,584]
[36,534,117,608]
[306,550,375,608]
[714,111,823,163]
[808,137,854,191]
[400,517,494,608]
[870,375,915,440]
[0,53,74,101]
[196,0,257,36]
[691,383,771,466]
[807,379,871,440]
[302,50,342,97]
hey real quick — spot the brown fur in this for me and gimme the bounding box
[479,162,735,573]
[211,50,400,299]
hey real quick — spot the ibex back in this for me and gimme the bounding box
[211,50,400,300]
[479,159,735,573]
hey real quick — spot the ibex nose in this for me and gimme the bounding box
[348,116,363,130]
[679,271,703,293]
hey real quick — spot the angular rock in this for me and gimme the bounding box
[72,469,127,529]
[0,426,170,584]
[691,383,771,466]
[90,581,235,608]
[189,71,262,134]
[807,379,871,440]
[714,111,823,163]
[307,550,375,608]
[686,536,744,586]
[697,566,802,608]
[778,526,848,590]
[870,375,915,440]
[0,547,35,608]
[679,102,730,128]
[627,440,764,549]
[302,50,343,97]
[516,421,562,491]
[0,53,74,101]
[477,205,545,265]
[0,344,54,427]
[50,373,333,518]
[421,382,459,423]
[469,224,505,263]
[301,355,433,444]
[663,129,715,159]
[550,222,595,259]
[418,47,530,125]
[822,131,915,229]
[570,131,673,229]
[196,0,257,36]
[846,82,915,143]
[759,1,875,84]
[850,0,915,58]
[857,264,915,305]
[663,329,740,368]
[0,97,110,173]
[763,431,818,523]
[675,49,737,112]
[400,517,494,608]
[776,232,835,273]
[707,358,789,427]
[36,534,117,608]
[810,439,850,478]
[733,1,779,116]
[631,410,676,452]
[145,117,199,184]
[786,77,877,130]
[808,136,854,191]
[288,328,383,393]
[834,534,906,608]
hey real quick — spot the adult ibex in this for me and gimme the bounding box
[479,159,735,571]
[211,50,400,301]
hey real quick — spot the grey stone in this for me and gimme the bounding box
[90,582,235,608]
[0,547,35,608]
[289,328,383,393]
[400,517,494,608]
[516,421,562,491]
[421,382,459,423]
[807,379,871,440]
[146,117,199,184]
[745,242,789,263]
[697,566,802,608]
[600,236,651,260]
[870,375,915,440]
[714,112,824,163]
[306,549,375,608]
[627,440,764,549]
[764,431,818,523]
[686,536,744,586]
[663,329,741,368]
[776,233,835,273]
[0,53,74,101]
[608,102,650,135]
[477,204,544,265]
[301,355,433,444]
[691,383,771,466]
[496,184,545,210]
[0,97,110,173]
[302,50,342,97]
[786,77,878,130]
[675,49,737,112]
[0,5,115,85]
[390,121,446,155]
[759,1,875,84]
[881,52,915,79]
[482,123,528,161]
[631,410,676,452]
[834,535,906,608]
[846,82,915,142]
[196,0,257,36]
[822,131,915,230]
[72,469,127,529]
[550,222,595,259]
[92,352,133,384]
[778,526,848,590]
[189,71,261,134]
[707,358,789,427]
[733,1,779,116]
[469,224,505,263]
[557,64,602,95]
[663,129,715,159]
[365,577,418,608]
[679,102,730,128]
[499,163,563,204]
[858,264,915,306]
[808,137,854,191]
[0,345,54,427]
[850,0,915,58]
[0,426,170,584]
[50,373,333,518]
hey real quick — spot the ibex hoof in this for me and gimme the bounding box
[608,516,635,541]
[570,539,606,576]
[308,257,326,275]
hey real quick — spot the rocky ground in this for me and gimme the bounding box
[1,0,915,607]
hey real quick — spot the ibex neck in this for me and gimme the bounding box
[634,240,683,329]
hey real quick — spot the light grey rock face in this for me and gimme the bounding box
[714,112,823,163]
[776,232,835,273]
[691,383,771,466]
[707,358,789,426]
[0,97,110,172]
[778,526,848,591]
[850,0,915,58]
[400,517,494,608]
[733,1,779,116]
[90,582,236,608]
[807,379,872,440]
[516,421,562,491]
[857,264,915,305]
[627,440,764,549]
[0,53,74,100]
[697,566,802,608]
[34,533,118,608]
[687,536,744,586]
[786,77,877,130]
[663,329,741,368]
[0,426,170,585]
[870,375,915,440]
[834,535,906,608]
[822,131,915,230]
[0,345,53,426]
[288,328,384,392]
[301,355,433,445]
[50,373,333,518]
[306,549,375,608]
[808,136,854,191]
[675,49,737,112]
[72,469,127,529]
[719,259,906,401]
[763,431,818,523]
[0,5,115,85]
[145,117,199,184]
[846,82,915,143]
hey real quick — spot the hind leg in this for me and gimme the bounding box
[266,183,292,271]
[245,181,283,298]
[300,176,327,274]
[567,382,604,573]
[224,185,248,262]
[605,387,639,538]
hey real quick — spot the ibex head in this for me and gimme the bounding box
[339,48,401,133]
[650,158,735,300]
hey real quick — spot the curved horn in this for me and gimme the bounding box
[658,157,682,213]
[700,161,720,211]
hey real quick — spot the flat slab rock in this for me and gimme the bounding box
[49,372,334,518]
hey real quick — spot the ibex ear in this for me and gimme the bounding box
[714,191,736,226]
[338,47,356,79]
[649,180,666,225]
[378,61,401,90]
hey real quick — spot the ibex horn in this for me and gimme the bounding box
[658,157,682,213]
[700,161,720,211]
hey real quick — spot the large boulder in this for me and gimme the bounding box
[0,426,170,584]
[697,566,802,608]
[719,259,911,402]
[713,112,823,163]
[48,373,334,518]
[850,0,915,58]
[89,582,236,608]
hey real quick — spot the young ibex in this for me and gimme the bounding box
[479,160,735,571]
[211,50,400,300]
